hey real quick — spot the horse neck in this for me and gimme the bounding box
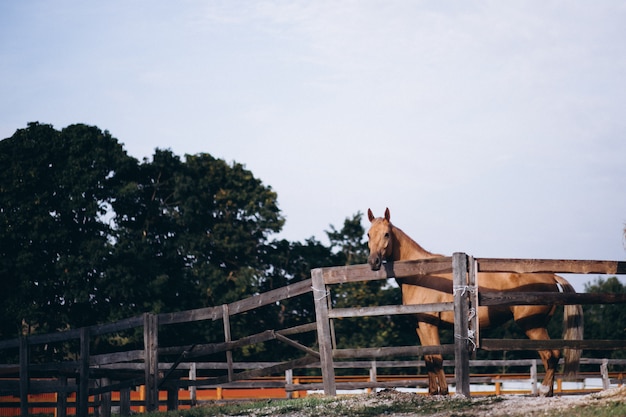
[391,225,436,261]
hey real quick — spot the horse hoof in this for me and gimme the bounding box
[538,384,553,397]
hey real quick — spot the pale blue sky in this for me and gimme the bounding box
[1,1,625,290]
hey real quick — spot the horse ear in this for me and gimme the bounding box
[384,207,390,221]
[367,208,375,222]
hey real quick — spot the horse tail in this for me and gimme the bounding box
[555,275,584,377]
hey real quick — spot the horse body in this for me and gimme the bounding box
[366,208,583,396]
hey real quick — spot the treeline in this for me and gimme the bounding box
[0,122,410,362]
[1,122,624,365]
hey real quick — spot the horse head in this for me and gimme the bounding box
[366,207,393,271]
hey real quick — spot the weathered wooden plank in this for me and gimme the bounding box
[90,350,144,366]
[100,377,112,417]
[276,322,317,336]
[143,313,159,412]
[479,292,626,306]
[0,317,145,351]
[311,269,336,396]
[19,338,28,417]
[274,333,320,358]
[77,327,90,417]
[579,358,626,365]
[159,323,317,359]
[205,355,319,385]
[158,305,222,326]
[476,258,626,274]
[453,252,471,397]
[88,377,144,396]
[172,380,286,389]
[328,302,453,319]
[18,329,81,347]
[333,344,455,359]
[286,380,431,391]
[165,330,275,359]
[317,257,453,285]
[88,316,144,336]
[222,304,234,382]
[228,278,313,316]
[28,362,80,374]
[482,339,626,351]
[158,279,313,325]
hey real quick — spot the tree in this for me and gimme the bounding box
[583,277,626,360]
[0,122,135,337]
[0,123,285,348]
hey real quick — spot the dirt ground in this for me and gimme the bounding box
[342,387,626,416]
[253,386,626,417]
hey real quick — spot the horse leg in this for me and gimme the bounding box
[524,327,560,397]
[417,321,448,395]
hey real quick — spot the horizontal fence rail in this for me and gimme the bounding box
[327,302,454,319]
[476,258,626,274]
[479,292,626,306]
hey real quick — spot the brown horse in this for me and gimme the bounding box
[366,208,583,396]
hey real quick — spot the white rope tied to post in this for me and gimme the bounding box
[467,329,477,351]
[455,330,477,351]
[453,291,478,351]
[468,307,476,322]
[452,285,477,297]
[311,285,330,301]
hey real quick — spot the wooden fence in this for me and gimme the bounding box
[1,253,626,416]
[0,279,317,417]
[311,253,626,396]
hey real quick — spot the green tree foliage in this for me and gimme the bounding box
[0,122,134,336]
[583,277,626,360]
[107,150,284,319]
[0,123,284,348]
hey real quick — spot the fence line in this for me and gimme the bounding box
[1,254,626,415]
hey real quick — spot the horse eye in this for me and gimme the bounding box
[384,232,390,239]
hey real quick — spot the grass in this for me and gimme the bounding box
[142,394,501,417]
[537,402,626,417]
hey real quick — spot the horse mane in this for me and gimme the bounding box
[390,222,440,259]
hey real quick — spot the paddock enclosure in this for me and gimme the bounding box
[1,254,626,416]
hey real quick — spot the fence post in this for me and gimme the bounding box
[453,252,471,397]
[19,337,28,417]
[57,375,68,417]
[100,377,111,417]
[285,369,293,399]
[119,388,131,416]
[143,313,159,412]
[468,256,479,350]
[311,268,336,396]
[601,358,610,390]
[189,363,197,406]
[222,304,234,382]
[166,386,178,411]
[531,360,538,395]
[369,360,377,394]
[78,327,90,417]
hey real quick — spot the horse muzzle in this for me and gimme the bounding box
[368,254,383,271]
